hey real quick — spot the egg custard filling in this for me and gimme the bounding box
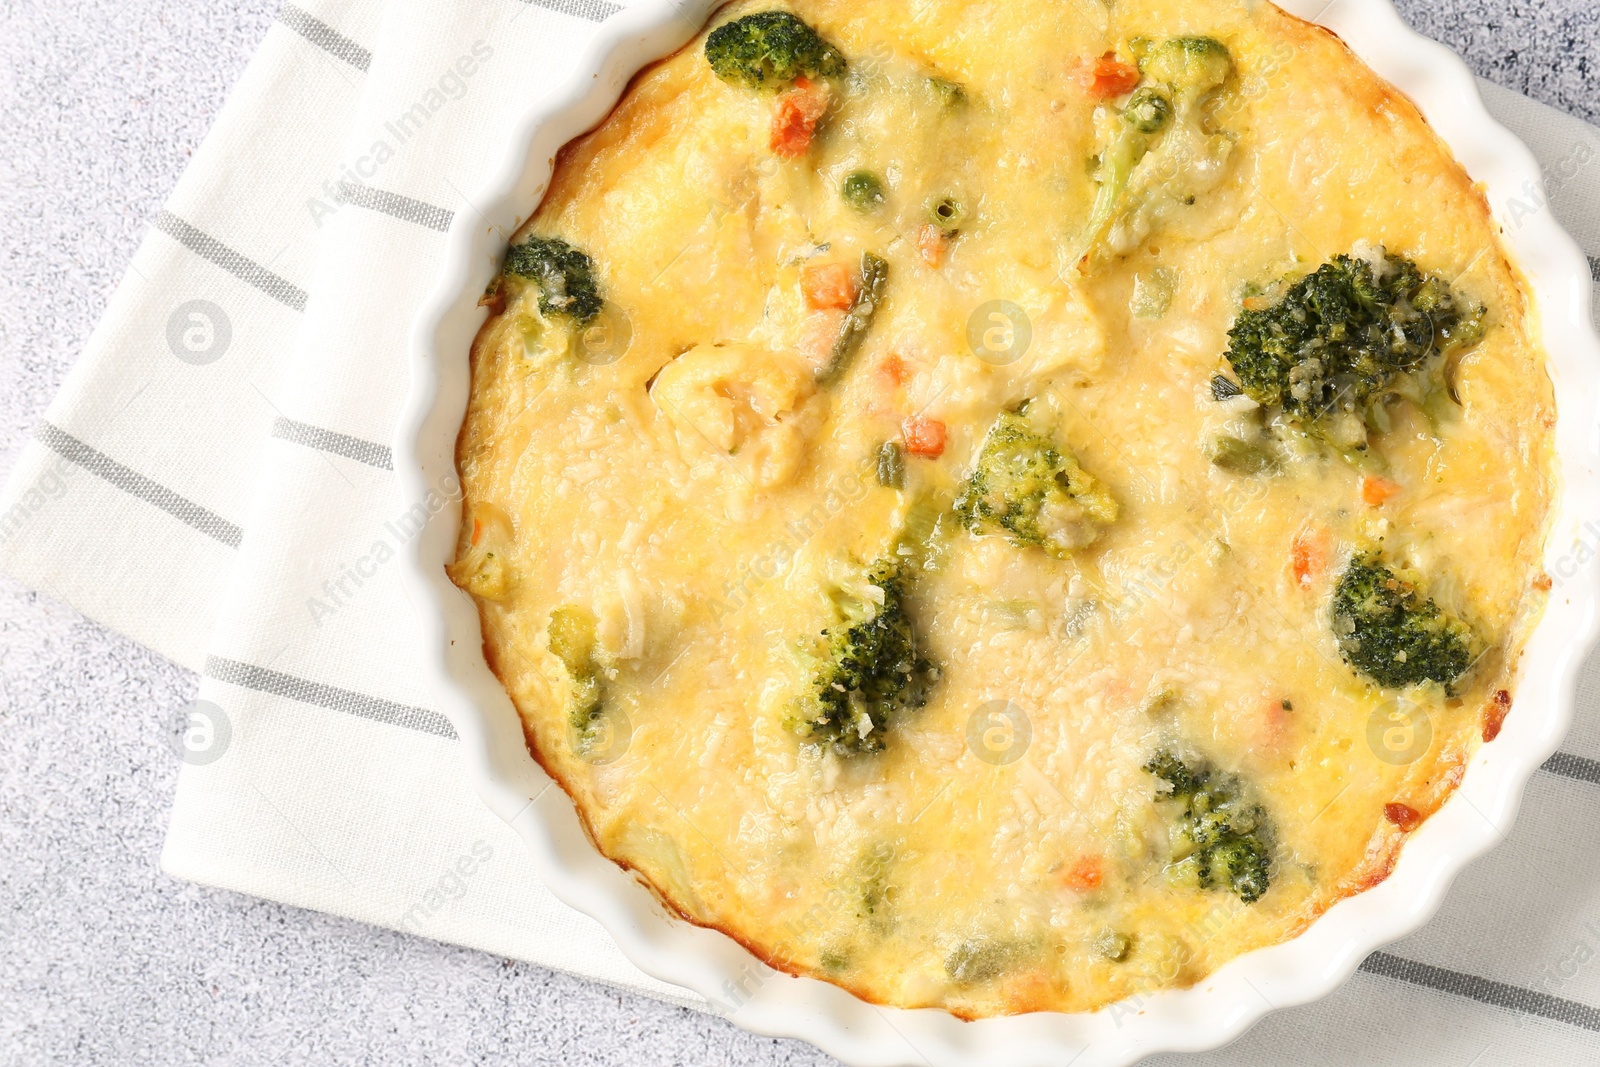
[449,0,1555,1017]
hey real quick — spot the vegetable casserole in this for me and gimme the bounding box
[448,0,1555,1017]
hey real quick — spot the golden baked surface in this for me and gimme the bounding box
[450,0,1554,1016]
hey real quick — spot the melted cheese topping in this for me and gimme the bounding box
[452,0,1554,1016]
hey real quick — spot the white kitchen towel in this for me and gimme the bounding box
[0,0,386,672]
[5,0,1600,1059]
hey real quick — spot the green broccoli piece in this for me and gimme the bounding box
[1224,249,1485,450]
[1331,552,1477,692]
[954,410,1118,558]
[849,841,897,923]
[503,235,603,327]
[943,937,1018,985]
[1145,751,1273,904]
[1084,37,1235,261]
[1122,86,1173,133]
[1085,100,1164,250]
[704,10,846,91]
[789,558,936,755]
[548,604,606,748]
[1139,36,1234,106]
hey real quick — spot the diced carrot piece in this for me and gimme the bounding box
[902,417,947,458]
[770,98,814,157]
[1291,525,1330,589]
[1259,695,1292,748]
[1083,52,1141,99]
[1383,803,1421,832]
[879,353,907,385]
[801,262,857,310]
[1360,475,1402,507]
[770,84,828,158]
[1062,855,1103,891]
[471,517,483,545]
[916,224,949,267]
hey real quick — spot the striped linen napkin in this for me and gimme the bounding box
[5,0,1600,1060]
[0,0,386,670]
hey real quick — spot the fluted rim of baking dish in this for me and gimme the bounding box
[395,1,1600,1062]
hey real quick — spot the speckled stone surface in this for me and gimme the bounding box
[0,1,1595,1065]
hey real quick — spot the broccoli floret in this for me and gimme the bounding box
[943,937,1018,985]
[1122,86,1173,133]
[1331,552,1477,691]
[1145,751,1273,904]
[848,841,897,924]
[548,604,606,748]
[954,410,1118,558]
[1084,103,1163,251]
[1084,37,1235,261]
[1139,36,1234,105]
[789,558,936,755]
[704,10,846,91]
[1204,836,1271,904]
[1224,249,1485,450]
[503,235,603,327]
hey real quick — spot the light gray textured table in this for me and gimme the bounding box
[0,1,1596,1064]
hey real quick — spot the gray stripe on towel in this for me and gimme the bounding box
[517,0,621,22]
[1360,951,1600,1032]
[35,422,243,548]
[1542,750,1600,786]
[272,417,394,470]
[279,3,372,71]
[206,656,457,739]
[153,211,309,312]
[334,182,454,233]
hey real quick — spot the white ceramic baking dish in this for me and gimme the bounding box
[394,1,1600,1062]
